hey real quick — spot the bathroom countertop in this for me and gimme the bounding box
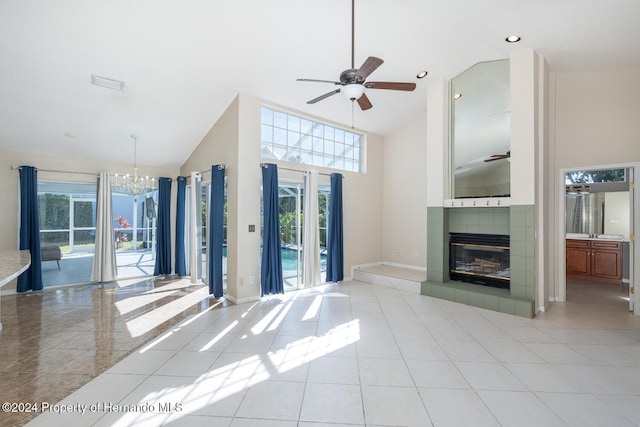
[566,233,625,242]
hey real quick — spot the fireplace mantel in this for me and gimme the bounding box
[445,197,510,208]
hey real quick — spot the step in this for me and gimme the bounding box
[353,264,426,294]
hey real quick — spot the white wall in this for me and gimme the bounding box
[382,113,427,267]
[551,68,640,300]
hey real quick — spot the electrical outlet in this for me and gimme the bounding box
[250,276,255,285]
[413,250,418,258]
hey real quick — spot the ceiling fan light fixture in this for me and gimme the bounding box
[342,83,365,101]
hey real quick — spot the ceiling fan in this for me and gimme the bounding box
[297,0,416,111]
[484,150,511,162]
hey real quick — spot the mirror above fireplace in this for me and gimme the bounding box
[451,59,511,199]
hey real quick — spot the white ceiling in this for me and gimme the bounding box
[1,0,639,169]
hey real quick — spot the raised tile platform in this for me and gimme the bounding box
[353,264,426,294]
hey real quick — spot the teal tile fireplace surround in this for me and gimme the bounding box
[423,205,535,318]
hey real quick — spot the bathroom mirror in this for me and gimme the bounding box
[451,59,511,198]
[565,168,630,239]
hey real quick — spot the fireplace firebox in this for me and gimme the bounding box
[449,233,510,289]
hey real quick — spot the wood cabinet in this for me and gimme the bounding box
[566,239,622,284]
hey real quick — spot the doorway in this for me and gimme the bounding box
[558,163,638,314]
[278,180,330,292]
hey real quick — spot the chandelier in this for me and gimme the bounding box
[113,135,155,195]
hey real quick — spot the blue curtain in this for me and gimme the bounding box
[326,173,344,282]
[209,165,225,297]
[17,166,43,292]
[260,163,283,295]
[174,176,187,277]
[154,177,172,276]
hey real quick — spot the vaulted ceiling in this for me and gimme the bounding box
[1,0,639,168]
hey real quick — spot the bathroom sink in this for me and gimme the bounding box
[565,233,624,241]
[566,233,589,239]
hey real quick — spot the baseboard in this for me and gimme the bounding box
[225,293,261,305]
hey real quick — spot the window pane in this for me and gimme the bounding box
[300,150,312,164]
[260,106,363,173]
[261,124,273,143]
[312,137,323,152]
[274,128,287,145]
[288,130,301,147]
[301,134,313,151]
[324,140,334,156]
[39,194,69,230]
[274,111,287,128]
[261,108,273,125]
[301,119,313,134]
[273,144,287,160]
[312,153,324,167]
[74,200,95,228]
[287,115,300,131]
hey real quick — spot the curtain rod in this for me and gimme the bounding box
[259,163,344,178]
[11,165,98,177]
[184,165,226,180]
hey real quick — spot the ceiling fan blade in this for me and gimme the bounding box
[307,89,341,104]
[355,56,384,81]
[297,78,342,85]
[365,81,417,91]
[484,155,507,162]
[357,93,373,110]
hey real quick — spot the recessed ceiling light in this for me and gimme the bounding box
[454,93,462,100]
[91,74,125,91]
[416,70,428,79]
[505,35,521,43]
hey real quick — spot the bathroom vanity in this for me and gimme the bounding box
[566,234,623,285]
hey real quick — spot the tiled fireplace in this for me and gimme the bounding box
[423,205,535,318]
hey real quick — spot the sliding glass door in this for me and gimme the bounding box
[38,181,97,286]
[278,181,329,291]
[111,189,157,279]
[185,176,227,290]
[279,182,303,291]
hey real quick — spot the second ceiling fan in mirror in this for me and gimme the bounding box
[297,0,416,111]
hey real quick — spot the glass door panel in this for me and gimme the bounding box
[112,190,157,279]
[279,182,303,291]
[201,182,210,284]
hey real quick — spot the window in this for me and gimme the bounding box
[565,168,626,184]
[261,106,364,173]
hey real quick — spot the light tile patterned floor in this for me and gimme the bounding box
[5,278,640,426]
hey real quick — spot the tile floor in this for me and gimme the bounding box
[2,277,640,426]
[0,277,228,427]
